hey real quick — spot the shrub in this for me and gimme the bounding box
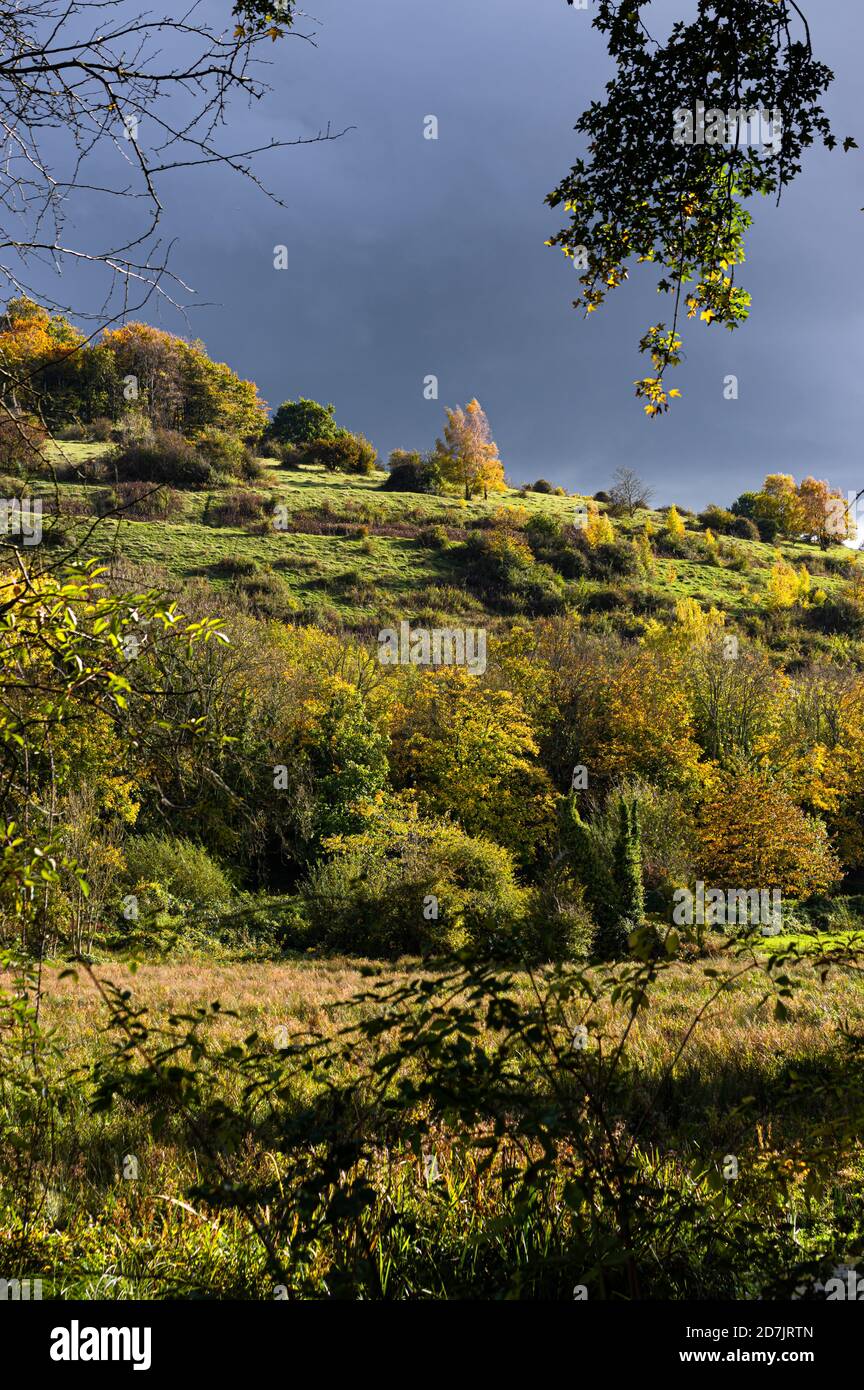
[526,512,562,542]
[805,595,864,636]
[532,478,554,494]
[195,426,260,483]
[232,569,299,620]
[112,428,212,488]
[698,504,735,534]
[277,443,305,469]
[755,515,780,543]
[302,797,525,958]
[593,914,636,961]
[302,432,378,475]
[417,523,450,549]
[115,409,154,447]
[87,416,115,442]
[108,481,182,520]
[258,438,286,461]
[211,554,260,577]
[654,531,697,560]
[204,489,269,528]
[123,834,233,906]
[460,531,566,615]
[519,883,597,962]
[54,421,87,442]
[730,515,760,541]
[383,449,443,494]
[589,539,641,581]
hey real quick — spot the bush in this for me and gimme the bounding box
[417,523,450,549]
[211,554,260,577]
[87,416,115,443]
[383,449,443,494]
[755,516,780,543]
[519,884,596,962]
[112,428,213,488]
[593,915,636,961]
[805,595,864,636]
[698,504,735,534]
[460,531,566,615]
[258,438,286,461]
[106,481,183,520]
[532,478,554,494]
[232,569,299,620]
[115,409,154,448]
[653,531,698,560]
[195,426,261,483]
[123,834,233,907]
[730,515,760,541]
[589,539,641,581]
[204,489,269,528]
[302,799,525,958]
[54,421,87,442]
[302,432,378,475]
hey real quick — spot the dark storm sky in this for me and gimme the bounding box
[71,0,864,508]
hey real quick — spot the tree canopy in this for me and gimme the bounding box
[549,1,855,415]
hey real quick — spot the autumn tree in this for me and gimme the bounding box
[762,474,805,535]
[435,399,506,500]
[761,664,864,873]
[541,630,704,798]
[798,475,855,548]
[100,324,267,439]
[585,502,615,547]
[0,297,85,442]
[765,555,809,611]
[698,770,841,898]
[388,667,555,865]
[685,631,782,768]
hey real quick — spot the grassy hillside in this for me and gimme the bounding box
[29,441,858,641]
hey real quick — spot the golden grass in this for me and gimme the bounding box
[31,951,864,1080]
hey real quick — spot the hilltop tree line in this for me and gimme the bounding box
[0,299,508,500]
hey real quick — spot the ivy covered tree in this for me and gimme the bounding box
[612,795,645,927]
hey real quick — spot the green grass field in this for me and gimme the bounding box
[24,442,856,632]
